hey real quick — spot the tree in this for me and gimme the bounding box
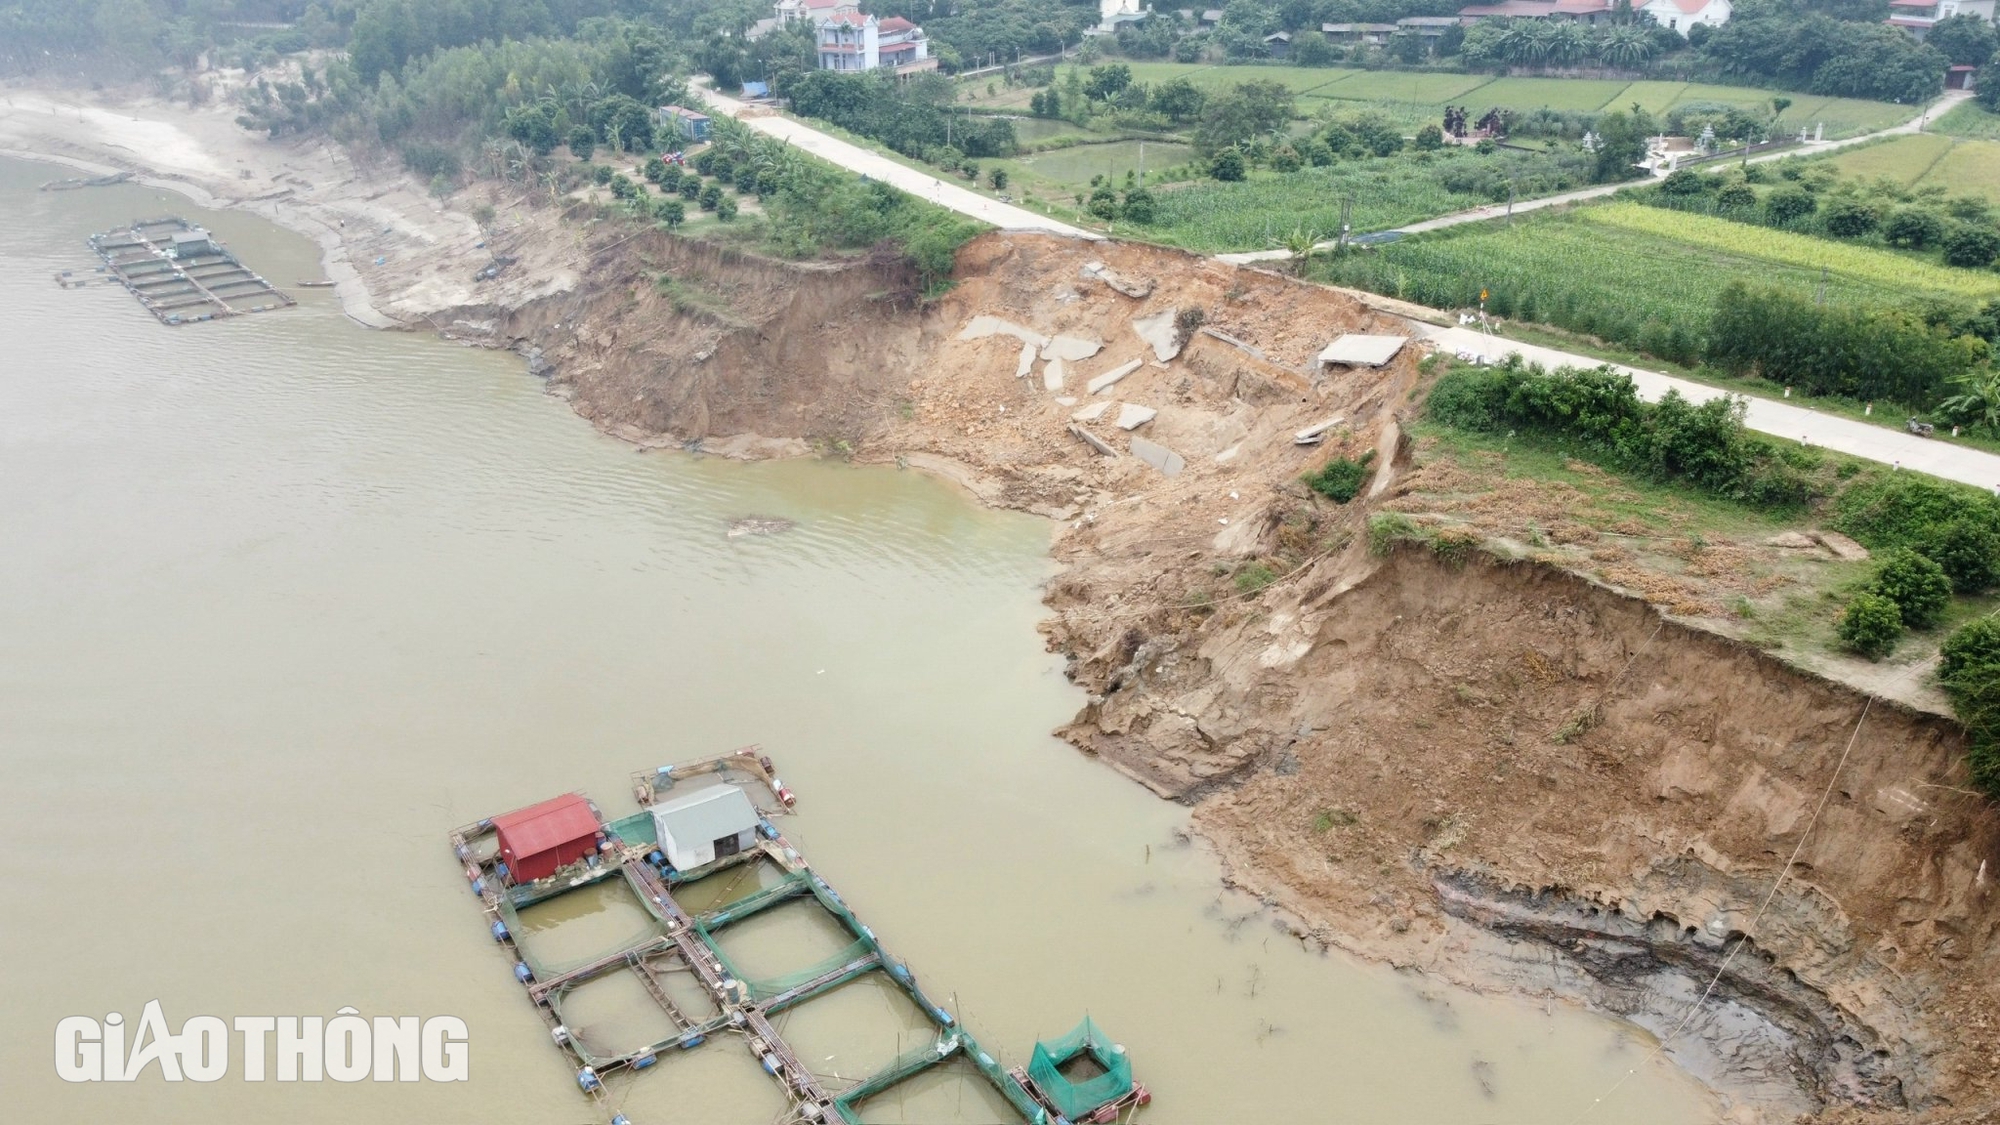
[1927,13,1999,67]
[717,195,738,221]
[505,103,561,157]
[1152,78,1206,123]
[1872,549,1953,630]
[1821,197,1879,238]
[1389,32,1428,65]
[1770,95,1792,130]
[1191,81,1295,155]
[1981,58,2000,112]
[1210,147,1247,181]
[1291,30,1336,67]
[570,126,596,160]
[698,182,723,211]
[1943,225,2000,269]
[1660,168,1709,196]
[1939,368,2000,434]
[1837,591,1904,660]
[1885,207,1946,248]
[655,198,686,227]
[1122,187,1157,224]
[1926,518,2000,594]
[989,168,1008,191]
[1590,111,1648,184]
[1082,64,1132,102]
[1764,186,1817,225]
[1413,124,1444,151]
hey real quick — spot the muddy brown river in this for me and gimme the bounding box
[0,156,1716,1123]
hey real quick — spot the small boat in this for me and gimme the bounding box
[295,279,336,288]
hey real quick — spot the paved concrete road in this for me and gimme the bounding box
[1422,324,2000,492]
[699,87,1096,240]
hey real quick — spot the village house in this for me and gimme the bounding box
[1456,0,1729,34]
[658,105,710,143]
[1264,30,1292,57]
[1888,0,1997,40]
[1322,21,1398,43]
[812,4,936,73]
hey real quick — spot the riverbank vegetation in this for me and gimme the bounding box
[1416,354,2000,788]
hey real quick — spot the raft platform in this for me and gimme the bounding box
[83,217,294,326]
[448,748,1149,1125]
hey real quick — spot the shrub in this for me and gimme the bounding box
[1715,182,1757,210]
[1930,518,2000,594]
[1821,197,1879,238]
[1944,225,2000,269]
[1837,591,1905,660]
[1234,561,1278,592]
[680,174,702,200]
[1304,451,1376,503]
[643,157,667,183]
[659,163,683,191]
[716,195,738,221]
[1707,282,1985,408]
[1763,186,1816,226]
[1885,207,1946,249]
[1210,147,1246,182]
[570,127,595,159]
[1121,187,1157,224]
[699,182,723,211]
[1938,617,2000,795]
[1870,549,1953,629]
[1832,475,2000,574]
[654,198,686,227]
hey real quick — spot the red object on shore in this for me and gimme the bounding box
[491,794,601,883]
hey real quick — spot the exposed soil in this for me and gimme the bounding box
[12,80,1999,1123]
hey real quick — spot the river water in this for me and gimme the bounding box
[0,156,1716,1124]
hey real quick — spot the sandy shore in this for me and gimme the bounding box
[0,82,580,328]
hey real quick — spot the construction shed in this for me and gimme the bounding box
[492,794,602,884]
[651,785,761,872]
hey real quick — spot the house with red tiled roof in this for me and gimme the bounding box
[812,2,936,73]
[1637,0,1731,34]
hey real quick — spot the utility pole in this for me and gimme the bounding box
[1337,194,1352,250]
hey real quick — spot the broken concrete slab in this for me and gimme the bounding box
[1812,530,1871,561]
[1068,424,1117,457]
[1131,436,1186,477]
[1043,358,1066,392]
[1071,400,1113,423]
[1293,415,1345,445]
[1317,333,1408,368]
[958,315,1050,348]
[1764,531,1819,550]
[1115,403,1157,430]
[1015,341,1037,378]
[1082,261,1155,299]
[1131,309,1181,362]
[1041,334,1104,362]
[1054,396,1078,407]
[1087,358,1143,396]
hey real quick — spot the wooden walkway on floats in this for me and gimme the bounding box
[448,748,1108,1125]
[84,217,293,326]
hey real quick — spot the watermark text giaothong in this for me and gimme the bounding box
[56,1001,469,1082]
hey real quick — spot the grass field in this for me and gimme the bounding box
[1311,200,1999,347]
[1477,76,1628,112]
[962,63,1913,139]
[1817,133,1953,185]
[1815,131,2000,204]
[1935,100,2000,140]
[1142,157,1506,252]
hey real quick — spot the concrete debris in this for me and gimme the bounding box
[1131,435,1186,477]
[1215,442,1243,463]
[1054,396,1078,407]
[1764,531,1820,550]
[1131,309,1182,362]
[1293,415,1345,445]
[958,315,1050,348]
[1199,326,1270,363]
[1087,358,1143,396]
[1041,334,1104,363]
[1811,530,1871,562]
[1115,404,1157,431]
[1068,424,1117,457]
[1071,400,1114,423]
[1015,341,1037,378]
[1043,358,1066,392]
[1317,333,1408,368]
[1081,261,1155,300]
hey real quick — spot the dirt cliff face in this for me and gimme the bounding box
[479,228,2000,1122]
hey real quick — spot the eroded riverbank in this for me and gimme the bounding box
[5,75,1996,1123]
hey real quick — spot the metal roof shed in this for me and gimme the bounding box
[491,793,602,884]
[1317,334,1409,369]
[651,785,762,873]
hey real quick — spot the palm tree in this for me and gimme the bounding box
[1939,369,2000,433]
[1598,26,1654,69]
[1498,22,1541,66]
[1279,225,1325,274]
[1546,21,1589,67]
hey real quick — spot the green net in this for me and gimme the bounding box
[707,932,876,1001]
[605,810,657,847]
[1027,1018,1132,1121]
[497,893,666,981]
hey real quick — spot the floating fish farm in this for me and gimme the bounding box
[82,217,293,325]
[448,749,1150,1125]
